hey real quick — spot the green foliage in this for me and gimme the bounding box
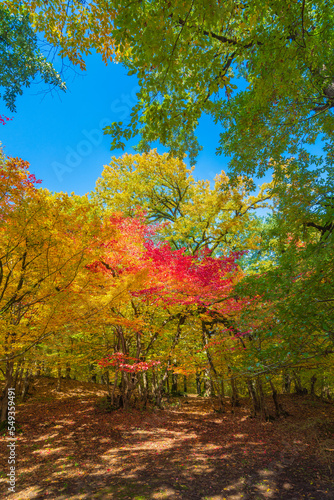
[105,0,334,181]
[235,165,334,374]
[0,3,65,112]
[8,0,334,181]
[1,0,334,400]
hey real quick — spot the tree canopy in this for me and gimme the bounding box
[0,3,65,112]
[92,150,272,254]
[5,0,334,181]
[0,0,333,433]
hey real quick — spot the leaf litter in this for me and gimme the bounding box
[0,377,334,499]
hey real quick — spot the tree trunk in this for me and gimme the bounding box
[16,363,25,395]
[105,370,111,396]
[140,371,148,409]
[210,377,215,397]
[269,379,289,417]
[196,371,202,395]
[88,363,97,383]
[231,378,240,407]
[320,376,331,401]
[13,361,23,388]
[21,369,32,401]
[228,367,240,408]
[171,373,178,394]
[203,369,211,397]
[121,371,129,409]
[152,369,163,409]
[166,372,170,396]
[201,321,224,410]
[153,315,185,408]
[220,378,225,399]
[293,371,307,394]
[111,370,119,406]
[310,375,317,396]
[183,375,187,393]
[283,372,291,393]
[0,361,14,423]
[246,378,260,417]
[255,376,271,421]
[57,364,61,392]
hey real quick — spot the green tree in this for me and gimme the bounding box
[8,0,334,179]
[0,3,65,112]
[235,161,334,377]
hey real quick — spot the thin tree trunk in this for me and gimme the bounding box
[13,361,22,388]
[105,370,111,397]
[283,371,291,393]
[256,376,270,421]
[111,370,119,406]
[166,372,170,397]
[246,378,260,417]
[231,378,240,407]
[0,361,14,423]
[202,321,224,411]
[196,371,202,395]
[16,363,25,395]
[310,375,317,396]
[203,368,211,397]
[269,379,289,417]
[229,367,240,407]
[220,378,225,399]
[171,372,178,394]
[57,364,61,392]
[293,371,306,394]
[21,369,32,401]
[153,315,186,408]
[140,371,148,409]
[65,362,71,379]
[152,369,164,408]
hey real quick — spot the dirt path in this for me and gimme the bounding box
[1,381,334,499]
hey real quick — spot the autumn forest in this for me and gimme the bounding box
[0,1,334,499]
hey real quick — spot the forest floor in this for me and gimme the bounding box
[1,377,334,500]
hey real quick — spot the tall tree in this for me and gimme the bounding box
[93,150,272,254]
[234,162,334,377]
[89,213,250,408]
[8,0,334,179]
[0,153,106,421]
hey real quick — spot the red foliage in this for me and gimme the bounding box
[0,114,12,126]
[98,352,161,373]
[88,215,250,317]
[88,215,253,369]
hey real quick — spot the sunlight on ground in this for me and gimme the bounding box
[1,389,333,499]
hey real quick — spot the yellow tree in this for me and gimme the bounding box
[93,150,272,255]
[0,154,108,421]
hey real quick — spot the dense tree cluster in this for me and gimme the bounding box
[0,0,333,422]
[0,149,333,422]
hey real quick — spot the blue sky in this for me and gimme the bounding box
[0,51,268,196]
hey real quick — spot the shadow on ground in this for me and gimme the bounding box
[1,379,333,499]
